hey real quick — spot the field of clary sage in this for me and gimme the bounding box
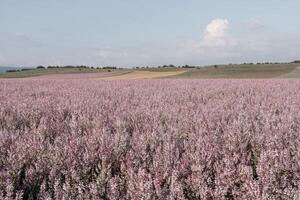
[0,79,299,199]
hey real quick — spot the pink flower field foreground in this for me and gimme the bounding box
[0,79,299,200]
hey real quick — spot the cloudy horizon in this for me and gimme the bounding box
[1,0,300,67]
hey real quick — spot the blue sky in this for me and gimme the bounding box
[0,0,300,67]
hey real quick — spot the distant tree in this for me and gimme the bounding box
[6,69,18,73]
[214,65,218,69]
[78,65,88,68]
[36,66,45,69]
[103,66,117,69]
[292,60,300,63]
[63,65,74,68]
[21,68,33,71]
[183,65,195,68]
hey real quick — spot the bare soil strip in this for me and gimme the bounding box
[97,71,186,80]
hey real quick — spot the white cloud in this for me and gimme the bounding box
[201,19,237,48]
[178,18,239,62]
[96,49,128,59]
[176,18,300,65]
[244,19,264,30]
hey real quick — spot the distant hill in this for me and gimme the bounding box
[0,66,20,73]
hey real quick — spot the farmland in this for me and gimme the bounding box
[0,78,299,199]
[169,63,300,79]
[0,68,126,79]
[1,63,300,79]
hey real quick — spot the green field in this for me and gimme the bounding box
[169,63,300,79]
[277,66,300,78]
[1,63,300,79]
[0,68,120,78]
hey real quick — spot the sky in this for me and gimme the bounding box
[0,0,300,67]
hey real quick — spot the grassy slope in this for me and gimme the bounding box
[170,63,299,79]
[0,68,122,78]
[277,67,300,78]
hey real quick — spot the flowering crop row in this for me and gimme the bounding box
[0,79,299,199]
